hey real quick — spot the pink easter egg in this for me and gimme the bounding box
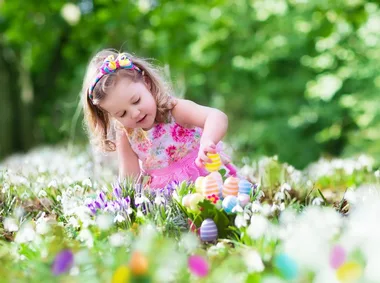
[237,193,250,207]
[188,255,209,277]
[330,245,346,269]
[209,171,223,188]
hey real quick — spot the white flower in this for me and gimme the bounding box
[38,189,47,198]
[78,229,93,248]
[4,218,19,232]
[96,214,113,230]
[280,183,291,193]
[247,214,269,240]
[235,214,248,228]
[274,191,285,201]
[82,178,92,187]
[15,222,36,243]
[114,214,125,223]
[47,179,58,188]
[109,232,128,247]
[344,188,357,204]
[251,201,262,213]
[154,193,165,205]
[243,249,265,272]
[312,197,324,206]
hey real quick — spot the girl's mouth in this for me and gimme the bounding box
[137,115,147,123]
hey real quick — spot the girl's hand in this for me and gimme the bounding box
[195,140,217,168]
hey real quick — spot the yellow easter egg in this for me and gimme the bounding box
[189,193,204,211]
[336,261,362,283]
[129,251,149,276]
[182,194,192,207]
[112,265,130,283]
[204,153,222,172]
[222,176,239,197]
[202,175,220,197]
[194,177,205,193]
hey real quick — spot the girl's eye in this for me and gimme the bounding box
[120,111,126,118]
[133,98,140,105]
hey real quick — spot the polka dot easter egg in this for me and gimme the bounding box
[204,153,222,172]
[222,195,238,213]
[200,218,218,242]
[238,179,252,195]
[222,176,239,197]
[202,175,220,198]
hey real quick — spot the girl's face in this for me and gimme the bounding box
[99,77,157,130]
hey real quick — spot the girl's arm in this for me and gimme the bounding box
[171,98,228,166]
[116,129,141,180]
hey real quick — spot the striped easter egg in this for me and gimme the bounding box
[209,171,223,188]
[238,179,252,195]
[202,175,220,197]
[222,195,238,213]
[204,153,222,172]
[222,176,239,197]
[200,218,218,242]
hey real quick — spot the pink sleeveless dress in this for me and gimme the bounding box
[125,114,232,189]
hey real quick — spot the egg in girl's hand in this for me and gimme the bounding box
[194,176,205,193]
[222,176,239,197]
[200,218,218,242]
[205,153,222,172]
[222,195,238,213]
[202,175,220,197]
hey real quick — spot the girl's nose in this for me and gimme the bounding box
[131,108,140,119]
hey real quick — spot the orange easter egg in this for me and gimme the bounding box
[204,153,222,172]
[222,176,239,197]
[202,175,220,197]
[129,251,149,276]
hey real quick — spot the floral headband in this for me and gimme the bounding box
[88,53,142,100]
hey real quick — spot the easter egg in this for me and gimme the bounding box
[129,251,148,276]
[200,218,218,242]
[204,153,222,172]
[237,193,250,207]
[189,193,204,211]
[238,179,252,195]
[330,245,346,269]
[274,253,298,280]
[222,195,238,213]
[194,177,205,193]
[209,171,223,188]
[182,194,192,207]
[202,175,220,197]
[188,255,209,277]
[222,176,239,197]
[112,265,131,283]
[336,261,362,282]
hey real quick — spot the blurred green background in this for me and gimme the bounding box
[0,0,379,169]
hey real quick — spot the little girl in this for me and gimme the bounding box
[82,49,236,189]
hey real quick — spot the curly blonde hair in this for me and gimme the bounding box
[81,49,176,152]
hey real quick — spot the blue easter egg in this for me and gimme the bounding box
[200,218,218,242]
[274,253,298,280]
[238,179,252,195]
[222,195,238,213]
